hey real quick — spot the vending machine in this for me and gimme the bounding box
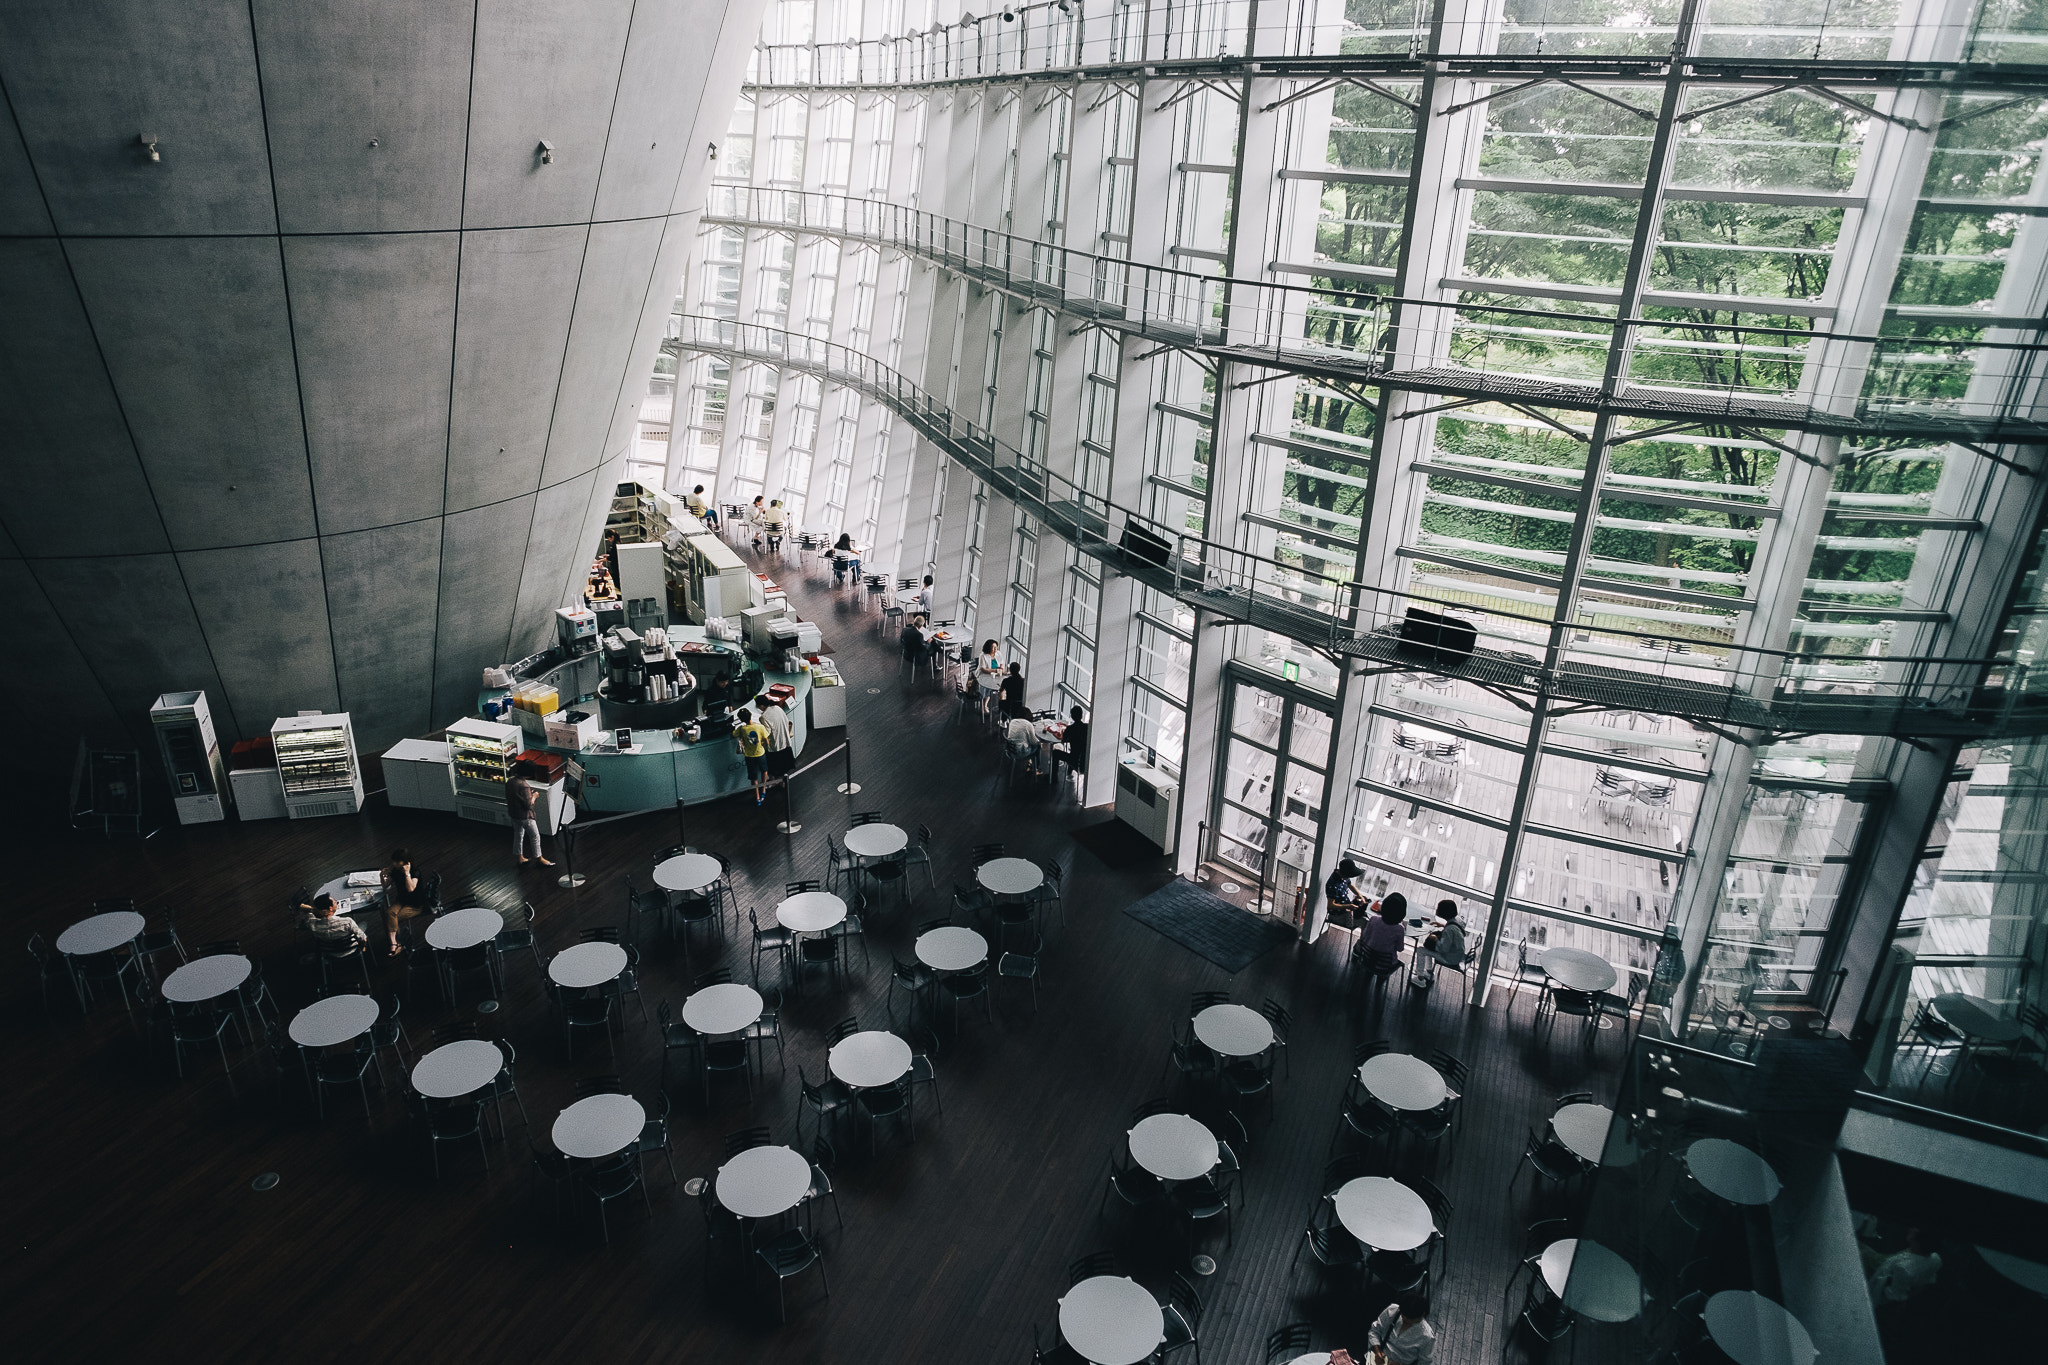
[151,691,232,824]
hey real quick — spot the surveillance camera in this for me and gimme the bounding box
[537,139,556,165]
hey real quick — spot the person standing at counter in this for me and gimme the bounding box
[976,640,1004,725]
[509,775,553,868]
[734,707,770,805]
[755,692,795,789]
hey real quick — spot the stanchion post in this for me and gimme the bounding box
[836,734,860,795]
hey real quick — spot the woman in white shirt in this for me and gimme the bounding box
[1367,1298,1435,1365]
[975,640,1003,724]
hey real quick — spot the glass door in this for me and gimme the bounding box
[1211,675,1334,916]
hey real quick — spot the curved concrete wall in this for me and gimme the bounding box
[0,0,764,766]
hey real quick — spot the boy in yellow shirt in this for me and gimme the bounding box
[733,707,770,805]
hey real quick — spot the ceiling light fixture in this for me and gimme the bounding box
[138,133,160,163]
[537,139,555,165]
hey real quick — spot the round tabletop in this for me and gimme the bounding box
[1283,1356,1331,1365]
[548,940,629,989]
[1358,1052,1448,1113]
[1686,1138,1782,1205]
[1333,1176,1434,1252]
[917,925,989,972]
[1539,947,1618,994]
[1128,1113,1219,1181]
[830,1030,914,1089]
[552,1093,645,1160]
[1192,1003,1275,1058]
[314,872,383,915]
[978,857,1045,896]
[56,910,146,957]
[425,905,504,951]
[1551,1102,1614,1165]
[1979,1246,2048,1296]
[716,1144,813,1218]
[778,890,848,934]
[411,1039,503,1098]
[682,982,764,1036]
[1539,1239,1642,1323]
[1059,1276,1165,1365]
[1931,992,2024,1043]
[162,954,252,1004]
[653,852,724,894]
[1702,1291,1816,1365]
[1762,757,1828,781]
[843,823,909,858]
[288,993,381,1048]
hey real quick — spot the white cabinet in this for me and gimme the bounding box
[272,713,365,818]
[1114,761,1180,855]
[229,766,288,821]
[382,739,456,812]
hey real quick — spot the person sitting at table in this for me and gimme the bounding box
[379,847,435,956]
[832,532,861,586]
[1326,859,1368,925]
[685,484,717,528]
[1366,1296,1435,1365]
[1004,713,1045,777]
[301,893,368,949]
[1413,899,1467,985]
[900,613,930,664]
[1354,892,1409,979]
[1051,705,1087,781]
[998,661,1027,722]
[917,574,935,616]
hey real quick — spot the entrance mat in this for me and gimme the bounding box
[1123,878,1295,974]
[1070,818,1171,870]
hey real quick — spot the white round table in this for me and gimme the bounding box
[1192,1003,1274,1058]
[1059,1275,1165,1365]
[1358,1052,1448,1113]
[1283,1356,1331,1365]
[1539,1239,1642,1323]
[1685,1138,1782,1205]
[978,857,1045,896]
[916,925,988,972]
[778,890,848,933]
[552,1093,645,1160]
[162,954,252,1004]
[548,940,629,989]
[1539,947,1618,994]
[683,981,764,1036]
[830,1030,913,1089]
[288,994,380,1048]
[424,905,504,951]
[843,823,909,858]
[1931,992,2024,1043]
[411,1039,503,1098]
[1761,757,1828,781]
[56,911,146,957]
[1551,1102,1614,1165]
[653,852,724,894]
[1702,1290,1816,1365]
[716,1144,813,1218]
[1979,1246,2048,1296]
[1128,1113,1218,1181]
[314,872,383,916]
[1333,1176,1434,1252]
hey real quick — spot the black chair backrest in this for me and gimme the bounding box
[1265,1324,1313,1364]
[851,811,883,826]
[694,967,733,988]
[1413,1174,1453,1228]
[828,1018,860,1044]
[1131,1097,1176,1124]
[1067,1251,1116,1286]
[580,926,621,942]
[724,1126,772,1156]
[1353,1039,1393,1066]
[786,879,822,894]
[971,843,1005,864]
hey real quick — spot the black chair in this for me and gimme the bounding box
[755,1227,829,1323]
[486,1038,530,1136]
[555,981,616,1064]
[702,1034,754,1108]
[1157,1270,1205,1363]
[625,875,665,945]
[26,933,64,1014]
[797,933,843,995]
[496,901,543,982]
[997,943,1042,1014]
[136,910,188,979]
[635,1089,678,1186]
[799,1154,843,1237]
[849,811,884,827]
[1264,1323,1313,1365]
[1164,1023,1219,1089]
[1174,1172,1233,1253]
[939,962,992,1031]
[796,1064,853,1154]
[438,941,499,1009]
[887,955,936,1032]
[1033,1325,1086,1365]
[420,1095,489,1181]
[970,842,1005,865]
[1190,989,1232,1015]
[73,947,141,1017]
[750,908,794,986]
[909,1051,942,1116]
[1098,1158,1164,1226]
[1290,1195,1365,1279]
[656,1000,700,1093]
[313,1035,379,1123]
[168,1000,239,1093]
[747,988,785,1075]
[1259,997,1293,1078]
[581,1150,652,1245]
[858,1074,914,1154]
[905,823,938,893]
[1539,983,1601,1047]
[1067,1250,1118,1286]
[1509,1125,1585,1201]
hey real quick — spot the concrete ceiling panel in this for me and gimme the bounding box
[0,239,166,559]
[321,519,444,751]
[0,560,129,749]
[66,236,316,551]
[432,493,536,723]
[446,224,589,514]
[0,0,275,235]
[180,539,340,740]
[463,0,636,231]
[285,232,457,535]
[509,468,599,659]
[541,215,666,486]
[596,212,699,466]
[250,0,474,233]
[29,553,235,739]
[0,97,53,235]
[592,0,719,221]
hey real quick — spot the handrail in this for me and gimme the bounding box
[670,315,2048,737]
[703,185,2048,440]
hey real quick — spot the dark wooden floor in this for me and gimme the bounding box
[4,545,1630,1365]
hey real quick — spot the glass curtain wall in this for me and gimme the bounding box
[668,0,2048,1139]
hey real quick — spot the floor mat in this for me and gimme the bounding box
[1070,818,1171,870]
[1122,878,1296,974]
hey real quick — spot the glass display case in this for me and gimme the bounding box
[269,713,364,818]
[446,717,522,825]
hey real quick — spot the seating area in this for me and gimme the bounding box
[12,541,1775,1363]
